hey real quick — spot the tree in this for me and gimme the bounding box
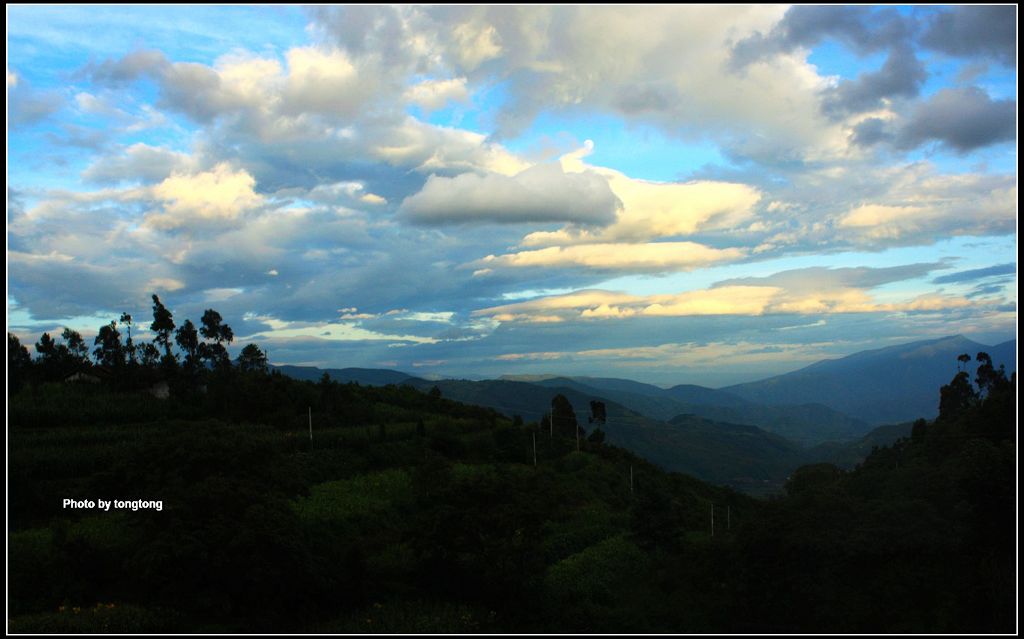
[93,321,125,368]
[33,329,91,376]
[589,400,607,427]
[551,394,578,438]
[236,343,269,374]
[957,353,971,372]
[62,328,90,366]
[200,309,234,368]
[35,333,57,360]
[8,332,33,392]
[175,320,201,370]
[150,295,176,361]
[939,371,977,420]
[120,313,136,363]
[138,342,161,368]
[974,352,1009,398]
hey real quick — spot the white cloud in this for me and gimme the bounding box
[404,77,470,110]
[400,161,620,226]
[476,241,745,273]
[146,163,264,229]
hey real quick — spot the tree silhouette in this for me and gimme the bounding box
[551,394,578,438]
[974,351,1009,398]
[200,309,234,368]
[938,371,976,420]
[120,313,136,363]
[175,319,201,370]
[62,328,90,367]
[236,343,268,373]
[150,295,176,362]
[93,321,125,369]
[956,352,971,372]
[8,332,32,392]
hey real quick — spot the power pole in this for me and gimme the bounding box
[576,424,580,452]
[532,431,537,467]
[629,465,634,495]
[308,406,313,449]
[710,503,715,537]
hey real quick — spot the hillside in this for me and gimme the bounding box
[7,336,1016,633]
[725,335,1016,424]
[487,376,870,446]
[404,377,805,492]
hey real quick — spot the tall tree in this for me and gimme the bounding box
[200,309,234,367]
[175,319,201,370]
[120,312,136,363]
[150,295,176,361]
[551,394,578,438]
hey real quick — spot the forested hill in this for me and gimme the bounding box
[7,311,1017,632]
[7,338,1017,632]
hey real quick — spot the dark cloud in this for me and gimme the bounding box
[822,45,927,116]
[895,87,1016,152]
[965,280,1015,299]
[920,6,1016,67]
[730,6,912,68]
[932,263,1016,285]
[850,117,893,147]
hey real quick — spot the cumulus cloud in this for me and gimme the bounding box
[832,172,1016,244]
[82,143,195,184]
[400,161,620,226]
[822,45,927,116]
[404,77,470,111]
[312,5,851,164]
[730,5,911,67]
[516,145,765,245]
[145,163,264,230]
[894,87,1016,152]
[920,6,1017,67]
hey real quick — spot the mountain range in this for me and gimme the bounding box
[272,335,1015,493]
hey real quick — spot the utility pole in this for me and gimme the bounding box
[532,431,537,467]
[308,406,313,449]
[629,465,634,495]
[576,424,580,452]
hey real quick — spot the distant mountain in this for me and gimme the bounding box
[273,365,419,386]
[724,335,1016,425]
[403,377,804,492]
[528,377,871,446]
[809,421,916,469]
[666,402,871,447]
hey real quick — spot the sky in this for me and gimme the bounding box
[6,5,1018,387]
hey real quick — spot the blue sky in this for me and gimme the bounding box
[7,5,1017,385]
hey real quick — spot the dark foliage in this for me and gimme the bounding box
[7,339,1016,633]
